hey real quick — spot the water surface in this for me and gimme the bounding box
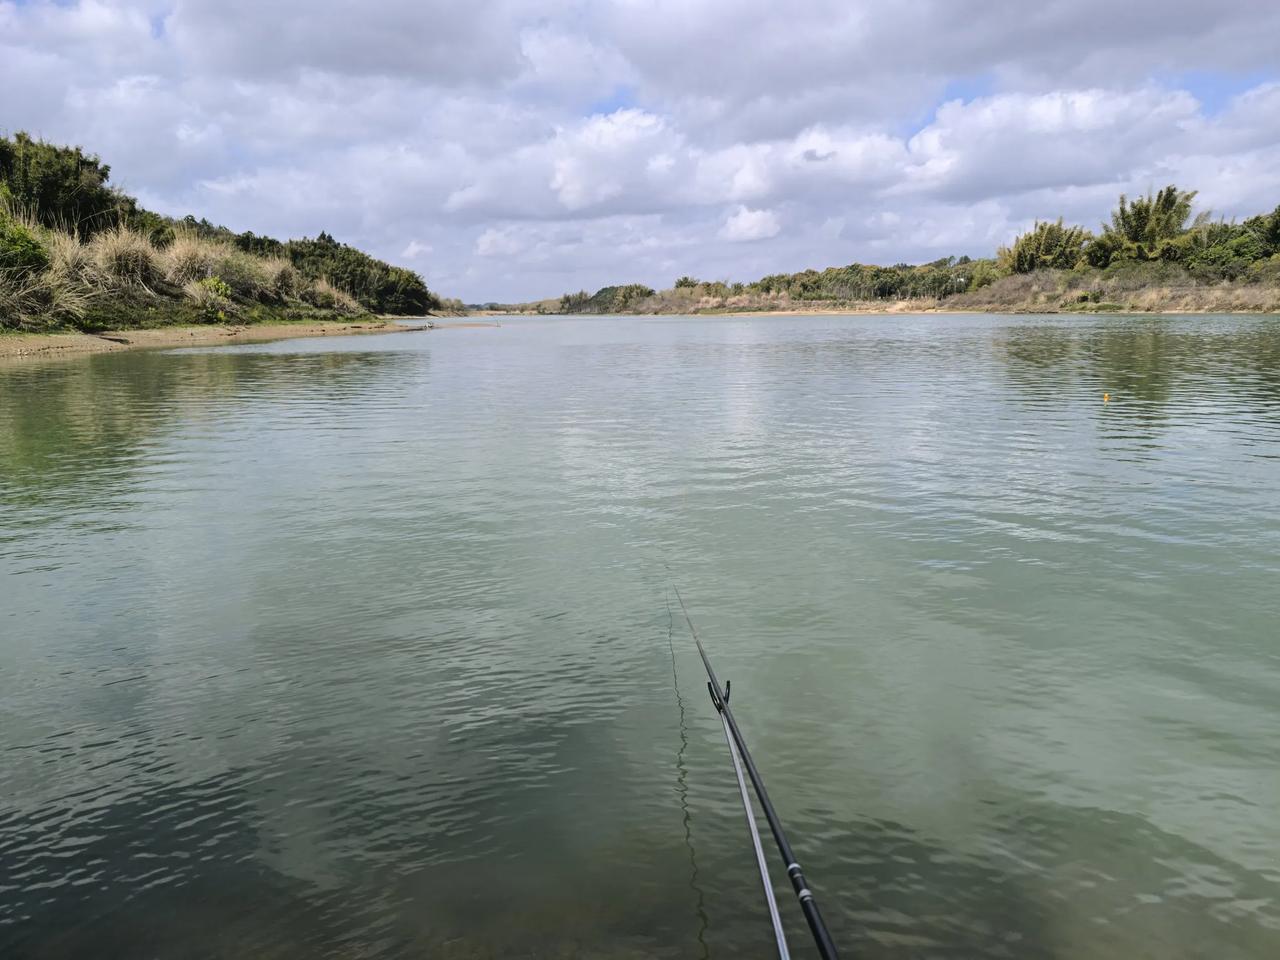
[2,314,1279,958]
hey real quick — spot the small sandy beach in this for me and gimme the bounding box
[0,320,434,361]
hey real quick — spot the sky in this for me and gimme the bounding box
[3,0,1280,302]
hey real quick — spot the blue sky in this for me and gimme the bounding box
[3,0,1280,301]
[1163,71,1275,115]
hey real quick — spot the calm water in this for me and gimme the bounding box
[2,314,1279,959]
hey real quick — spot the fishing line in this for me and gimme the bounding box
[665,586,711,959]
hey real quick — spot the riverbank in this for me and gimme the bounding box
[0,319,422,360]
[479,298,1280,318]
[482,277,1280,318]
[652,276,1280,316]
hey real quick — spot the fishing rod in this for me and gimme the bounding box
[672,585,841,960]
[717,688,791,958]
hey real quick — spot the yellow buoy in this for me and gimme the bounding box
[1103,393,1110,403]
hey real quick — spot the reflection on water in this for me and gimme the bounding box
[2,315,1279,958]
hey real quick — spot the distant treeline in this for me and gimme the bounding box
[553,186,1280,314]
[1,132,452,331]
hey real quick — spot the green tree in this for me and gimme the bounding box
[998,219,1091,273]
[0,133,137,237]
[1174,219,1268,280]
[1097,185,1197,264]
[1243,205,1280,257]
[285,232,440,314]
[559,290,591,312]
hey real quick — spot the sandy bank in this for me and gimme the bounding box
[0,320,428,361]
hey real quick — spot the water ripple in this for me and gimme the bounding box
[2,314,1279,957]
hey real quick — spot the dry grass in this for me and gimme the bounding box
[161,231,271,298]
[181,278,232,319]
[952,266,1280,313]
[260,257,303,299]
[162,231,224,285]
[0,267,91,331]
[45,232,94,283]
[304,277,362,314]
[1,206,379,332]
[1,202,93,329]
[88,225,161,289]
[0,199,44,237]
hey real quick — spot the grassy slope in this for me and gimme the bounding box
[1,212,374,333]
[2,133,453,331]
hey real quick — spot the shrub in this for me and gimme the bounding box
[198,275,232,299]
[183,275,233,321]
[1243,205,1280,257]
[0,208,50,275]
[1245,255,1280,286]
[232,230,285,257]
[129,208,177,248]
[213,247,269,298]
[89,225,161,288]
[1184,233,1268,281]
[966,258,1006,290]
[163,233,270,298]
[1082,231,1122,268]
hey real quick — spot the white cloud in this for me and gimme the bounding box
[516,26,634,101]
[3,0,1280,300]
[401,240,433,258]
[475,227,527,258]
[720,205,781,242]
[165,0,531,83]
[549,109,674,210]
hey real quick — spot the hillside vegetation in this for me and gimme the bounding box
[547,186,1280,315]
[1,133,457,332]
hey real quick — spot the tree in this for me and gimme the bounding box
[1097,185,1197,263]
[0,132,137,237]
[285,233,440,314]
[1243,204,1280,257]
[998,219,1091,273]
[559,284,655,313]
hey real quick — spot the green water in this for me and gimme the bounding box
[2,314,1278,958]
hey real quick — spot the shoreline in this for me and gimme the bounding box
[0,319,428,361]
[475,305,1280,318]
[689,307,1280,317]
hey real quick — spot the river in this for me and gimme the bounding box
[2,313,1278,958]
